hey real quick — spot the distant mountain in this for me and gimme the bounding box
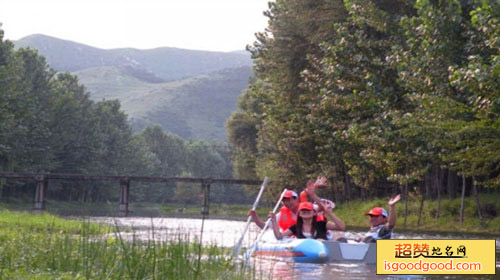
[14,34,252,81]
[74,65,253,140]
[14,34,254,141]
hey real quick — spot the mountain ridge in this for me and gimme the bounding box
[14,34,252,81]
[14,34,254,141]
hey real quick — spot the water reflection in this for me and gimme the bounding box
[92,216,263,247]
[91,216,500,280]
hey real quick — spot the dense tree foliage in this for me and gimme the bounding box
[227,0,500,204]
[0,29,235,203]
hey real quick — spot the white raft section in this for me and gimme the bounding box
[250,231,377,264]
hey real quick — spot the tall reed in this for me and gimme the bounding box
[0,210,248,279]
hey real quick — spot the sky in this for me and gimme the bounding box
[0,0,271,52]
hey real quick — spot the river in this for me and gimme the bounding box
[91,216,500,280]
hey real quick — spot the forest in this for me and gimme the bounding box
[227,0,500,210]
[0,30,239,203]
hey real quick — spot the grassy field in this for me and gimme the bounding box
[0,210,248,280]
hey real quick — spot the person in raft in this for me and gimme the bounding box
[249,177,331,232]
[270,184,345,240]
[249,189,299,231]
[361,194,401,243]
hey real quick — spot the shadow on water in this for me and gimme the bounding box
[89,216,500,280]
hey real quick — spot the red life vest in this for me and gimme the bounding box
[278,207,296,231]
[316,213,327,222]
[299,191,308,202]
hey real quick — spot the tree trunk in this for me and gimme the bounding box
[434,166,441,220]
[425,172,432,199]
[336,187,343,203]
[417,182,425,227]
[404,182,408,228]
[343,163,351,201]
[472,176,482,220]
[460,175,466,225]
[447,169,457,199]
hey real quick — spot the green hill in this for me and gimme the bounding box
[74,65,253,140]
[14,34,254,141]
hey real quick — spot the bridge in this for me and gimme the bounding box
[0,172,264,217]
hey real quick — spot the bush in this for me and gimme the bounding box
[441,199,462,216]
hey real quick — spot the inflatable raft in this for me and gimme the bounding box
[251,238,377,264]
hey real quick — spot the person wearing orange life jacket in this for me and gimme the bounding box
[270,197,345,240]
[249,189,299,231]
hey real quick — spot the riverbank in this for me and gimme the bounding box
[168,193,500,235]
[0,210,247,279]
[336,193,500,235]
[1,193,499,235]
[163,193,500,235]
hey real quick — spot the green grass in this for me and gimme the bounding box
[0,210,108,238]
[0,210,248,280]
[334,193,500,234]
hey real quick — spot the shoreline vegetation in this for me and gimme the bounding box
[2,193,499,235]
[0,210,247,280]
[0,194,497,279]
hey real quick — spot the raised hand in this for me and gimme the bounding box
[314,176,328,187]
[305,176,328,195]
[305,180,316,195]
[388,194,401,206]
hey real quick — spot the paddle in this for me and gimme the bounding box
[244,188,288,267]
[232,176,269,257]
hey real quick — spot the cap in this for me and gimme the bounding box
[320,199,335,209]
[298,202,314,211]
[366,207,388,217]
[283,190,298,198]
[314,199,336,211]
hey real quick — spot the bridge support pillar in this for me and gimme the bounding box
[34,175,47,212]
[119,178,130,217]
[201,183,211,218]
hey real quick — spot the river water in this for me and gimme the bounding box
[91,217,500,280]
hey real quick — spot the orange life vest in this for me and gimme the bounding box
[316,213,327,222]
[278,207,296,231]
[299,191,308,202]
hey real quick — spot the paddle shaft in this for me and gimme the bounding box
[244,188,288,266]
[258,188,287,240]
[232,177,269,257]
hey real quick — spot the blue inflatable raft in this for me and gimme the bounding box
[251,236,377,264]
